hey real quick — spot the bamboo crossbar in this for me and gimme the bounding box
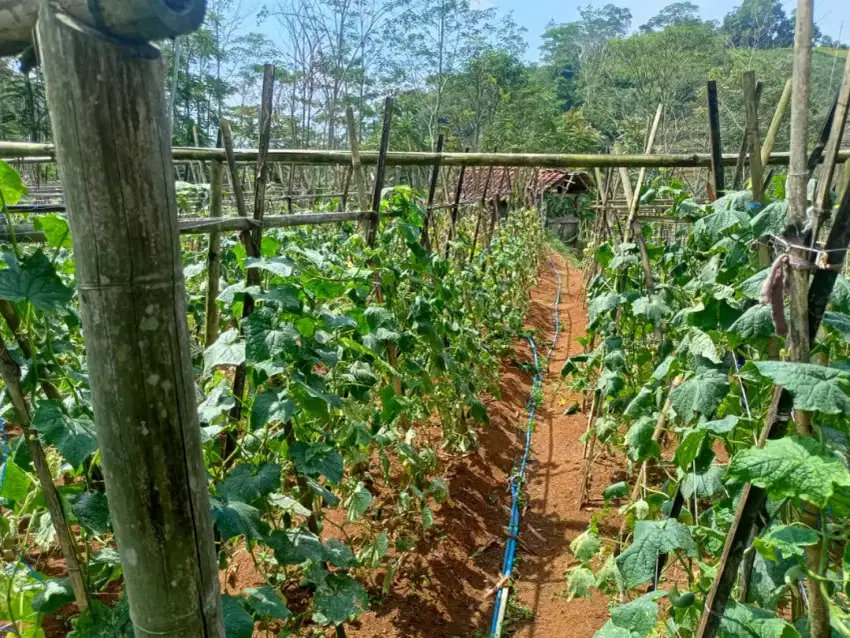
[0,211,372,242]
[2,142,848,168]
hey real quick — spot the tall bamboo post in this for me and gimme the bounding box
[446,147,470,259]
[706,81,725,198]
[205,132,224,346]
[227,65,275,447]
[36,5,223,635]
[760,79,793,170]
[733,81,763,190]
[367,98,393,246]
[220,118,248,218]
[422,134,444,252]
[743,72,770,269]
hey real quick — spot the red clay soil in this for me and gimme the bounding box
[347,252,614,638]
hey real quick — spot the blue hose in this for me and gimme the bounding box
[489,259,562,636]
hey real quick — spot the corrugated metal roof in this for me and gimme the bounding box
[459,167,592,201]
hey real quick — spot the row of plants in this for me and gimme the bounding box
[0,158,545,637]
[562,177,850,636]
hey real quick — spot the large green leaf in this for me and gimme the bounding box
[204,329,245,376]
[751,200,788,238]
[211,498,267,541]
[719,601,799,638]
[822,311,850,343]
[32,400,98,468]
[0,459,32,503]
[616,519,697,588]
[32,577,75,614]
[312,573,369,625]
[33,214,72,248]
[624,387,655,418]
[729,305,775,340]
[324,538,356,568]
[222,595,255,638]
[728,436,850,508]
[631,295,671,325]
[267,528,325,565]
[244,256,294,278]
[753,361,850,414]
[669,370,729,423]
[753,523,819,562]
[694,205,749,244]
[245,308,299,363]
[345,481,373,521]
[588,292,619,326]
[680,328,721,364]
[566,566,596,599]
[0,251,73,313]
[290,441,343,484]
[740,269,769,300]
[681,463,726,499]
[609,591,665,638]
[197,381,235,424]
[218,463,281,504]
[72,491,111,535]
[250,388,295,430]
[243,585,291,621]
[675,416,738,469]
[570,530,601,564]
[625,416,659,463]
[67,598,134,637]
[0,159,28,205]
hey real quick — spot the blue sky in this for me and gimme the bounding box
[476,0,850,59]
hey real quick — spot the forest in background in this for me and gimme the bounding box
[0,0,848,157]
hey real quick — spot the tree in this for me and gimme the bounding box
[640,2,705,32]
[722,0,794,49]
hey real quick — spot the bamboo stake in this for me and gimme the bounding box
[0,335,89,611]
[345,106,370,214]
[367,98,393,246]
[760,78,793,169]
[36,6,223,633]
[422,134,444,253]
[744,72,771,271]
[446,147,470,259]
[733,81,764,190]
[706,81,725,197]
[205,152,224,346]
[220,118,248,218]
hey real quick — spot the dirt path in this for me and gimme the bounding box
[348,252,612,638]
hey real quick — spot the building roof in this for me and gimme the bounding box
[459,167,593,201]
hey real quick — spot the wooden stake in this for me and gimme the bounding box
[760,78,793,170]
[345,106,370,214]
[733,81,763,190]
[36,6,223,634]
[706,81,725,197]
[368,98,393,247]
[446,147,470,260]
[220,118,248,218]
[205,150,224,346]
[743,72,771,271]
[422,134,444,253]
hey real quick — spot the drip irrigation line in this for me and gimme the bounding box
[490,258,562,638]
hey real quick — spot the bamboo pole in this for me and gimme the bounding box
[205,152,224,346]
[422,134,444,253]
[3,142,849,168]
[706,81,725,198]
[743,72,771,270]
[227,64,275,445]
[760,78,793,169]
[220,119,248,218]
[811,51,850,241]
[345,106,369,213]
[0,335,89,611]
[446,147,470,259]
[36,5,223,635]
[733,81,764,190]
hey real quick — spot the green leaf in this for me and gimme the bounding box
[73,491,111,535]
[198,381,235,424]
[831,275,850,313]
[245,256,294,278]
[753,523,819,562]
[729,305,775,340]
[0,250,73,313]
[753,361,850,414]
[267,528,325,565]
[218,463,281,504]
[204,329,245,376]
[626,416,659,463]
[694,205,749,244]
[0,459,32,503]
[616,519,697,588]
[312,573,369,625]
[728,436,850,509]
[290,441,343,484]
[243,585,291,621]
[222,595,255,638]
[33,214,72,248]
[681,464,726,499]
[609,591,665,637]
[566,567,595,600]
[719,601,799,638]
[67,598,134,637]
[631,295,671,325]
[324,538,356,568]
[250,389,295,430]
[594,621,633,638]
[345,481,373,521]
[32,577,75,614]
[624,388,654,418]
[669,370,729,423]
[0,160,28,204]
[211,498,267,541]
[267,492,311,517]
[245,308,299,363]
[256,284,302,313]
[676,416,738,469]
[822,311,850,343]
[651,355,676,381]
[741,269,769,300]
[588,292,619,326]
[32,400,98,468]
[603,481,629,501]
[751,200,788,238]
[681,328,721,363]
[570,530,601,564]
